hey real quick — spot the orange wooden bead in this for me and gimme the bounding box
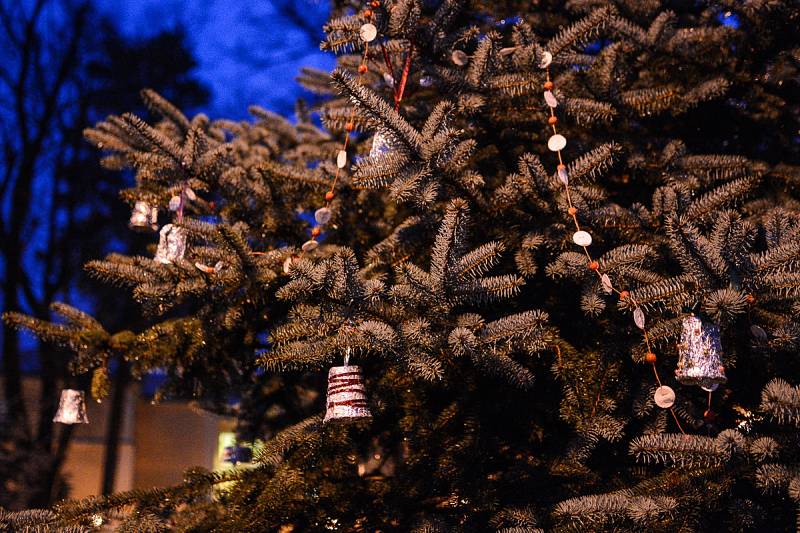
[544,81,554,90]
[363,9,373,17]
[619,290,630,301]
[718,365,725,373]
[358,64,368,74]
[588,261,599,271]
[345,122,354,132]
[557,163,566,171]
[645,352,657,364]
[745,293,755,304]
[548,116,558,125]
[371,0,380,6]
[568,207,577,216]
[311,227,321,237]
[325,191,335,201]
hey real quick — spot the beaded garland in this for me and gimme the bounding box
[539,52,695,433]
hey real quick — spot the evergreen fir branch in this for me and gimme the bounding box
[566,142,622,184]
[465,32,497,89]
[629,433,732,467]
[645,11,678,46]
[760,378,800,426]
[388,0,421,37]
[685,176,757,221]
[563,97,617,124]
[546,7,614,57]
[330,69,422,153]
[254,415,322,466]
[553,493,676,528]
[481,310,549,344]
[620,86,680,116]
[453,241,503,279]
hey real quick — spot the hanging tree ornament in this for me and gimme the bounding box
[154,223,187,264]
[129,201,158,231]
[370,130,397,158]
[675,315,727,391]
[324,349,371,423]
[53,389,89,424]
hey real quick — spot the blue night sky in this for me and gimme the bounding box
[97,0,335,119]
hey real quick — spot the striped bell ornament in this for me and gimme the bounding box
[324,360,371,423]
[675,315,727,391]
[53,389,89,424]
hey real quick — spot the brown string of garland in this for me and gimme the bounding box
[542,60,688,434]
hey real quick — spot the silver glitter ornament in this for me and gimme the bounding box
[370,131,396,158]
[154,224,187,264]
[323,365,371,423]
[675,315,727,391]
[53,389,89,424]
[129,201,158,231]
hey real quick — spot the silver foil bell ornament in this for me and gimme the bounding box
[53,389,89,424]
[324,361,371,424]
[370,131,396,158]
[675,315,727,391]
[129,201,158,231]
[154,223,187,264]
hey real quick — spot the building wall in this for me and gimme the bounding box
[19,377,230,499]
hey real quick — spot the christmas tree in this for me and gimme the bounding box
[4,0,800,530]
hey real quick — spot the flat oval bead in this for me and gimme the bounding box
[548,134,567,152]
[383,72,394,87]
[283,256,294,273]
[557,166,569,186]
[451,50,468,66]
[544,90,558,108]
[302,240,319,252]
[184,187,197,201]
[315,207,332,225]
[633,307,646,329]
[336,150,347,168]
[359,23,377,42]
[572,230,592,247]
[539,51,552,69]
[600,273,613,295]
[168,195,181,211]
[654,385,675,408]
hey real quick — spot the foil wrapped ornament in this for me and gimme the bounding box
[154,224,187,264]
[323,365,371,423]
[370,131,396,158]
[129,201,158,231]
[675,315,727,391]
[53,389,89,424]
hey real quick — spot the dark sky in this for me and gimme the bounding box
[96,0,335,119]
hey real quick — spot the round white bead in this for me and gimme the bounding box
[572,230,592,247]
[451,50,468,66]
[548,134,567,152]
[359,23,377,42]
[336,150,347,168]
[544,90,558,108]
[654,386,675,408]
[315,207,332,225]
